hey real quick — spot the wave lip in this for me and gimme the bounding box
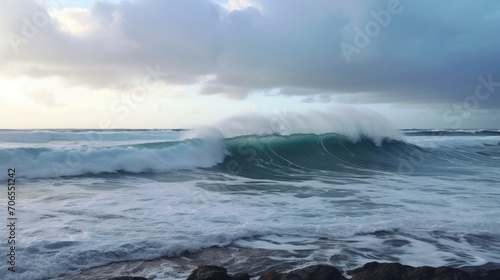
[185,108,403,145]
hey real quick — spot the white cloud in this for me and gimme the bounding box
[49,7,98,35]
[1,0,499,112]
[221,0,262,11]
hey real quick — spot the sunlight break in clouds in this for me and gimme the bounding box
[221,0,263,11]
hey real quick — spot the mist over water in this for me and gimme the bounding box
[183,108,403,143]
[1,111,499,280]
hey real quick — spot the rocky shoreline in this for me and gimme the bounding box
[105,262,500,280]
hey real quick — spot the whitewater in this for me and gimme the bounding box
[0,111,499,280]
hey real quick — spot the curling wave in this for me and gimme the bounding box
[0,132,416,179]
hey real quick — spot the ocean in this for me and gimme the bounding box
[1,120,500,279]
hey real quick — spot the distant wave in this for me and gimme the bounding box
[0,129,180,143]
[403,129,500,136]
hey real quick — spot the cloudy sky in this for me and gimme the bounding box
[1,0,499,129]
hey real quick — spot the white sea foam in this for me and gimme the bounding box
[183,108,403,144]
[0,137,228,179]
[2,172,499,280]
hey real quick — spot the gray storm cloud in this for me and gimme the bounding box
[1,0,500,108]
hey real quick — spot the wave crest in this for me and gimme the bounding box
[184,108,403,145]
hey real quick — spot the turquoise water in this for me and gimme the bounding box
[0,128,499,279]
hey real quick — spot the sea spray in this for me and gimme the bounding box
[184,108,403,145]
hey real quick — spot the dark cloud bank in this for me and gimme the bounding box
[2,0,500,111]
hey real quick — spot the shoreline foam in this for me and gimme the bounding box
[55,245,500,280]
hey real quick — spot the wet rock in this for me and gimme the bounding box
[108,277,148,280]
[188,262,500,280]
[470,268,500,280]
[402,266,471,280]
[259,269,282,280]
[187,265,229,280]
[286,265,346,280]
[348,262,413,280]
[259,264,346,280]
[431,266,471,280]
[231,273,251,280]
[187,265,250,280]
[401,266,437,280]
[348,262,488,280]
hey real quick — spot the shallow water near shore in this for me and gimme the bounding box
[54,234,500,280]
[1,127,499,280]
